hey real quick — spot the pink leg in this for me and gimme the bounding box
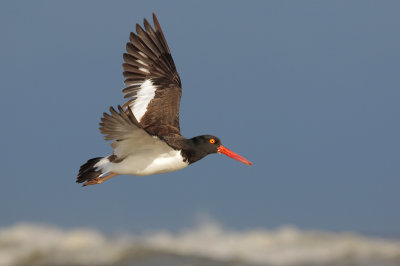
[82,173,118,187]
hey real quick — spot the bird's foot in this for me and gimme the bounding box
[82,178,104,186]
[81,173,118,187]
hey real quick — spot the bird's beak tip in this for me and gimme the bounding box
[217,145,252,166]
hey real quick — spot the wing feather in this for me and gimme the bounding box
[100,106,141,141]
[121,13,182,138]
[99,105,173,160]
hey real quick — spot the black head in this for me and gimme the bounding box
[182,134,252,165]
[190,135,222,154]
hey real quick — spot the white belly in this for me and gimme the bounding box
[109,149,188,176]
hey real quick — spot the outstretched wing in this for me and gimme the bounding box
[99,106,172,160]
[122,13,182,139]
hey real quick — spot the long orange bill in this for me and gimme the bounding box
[217,145,252,166]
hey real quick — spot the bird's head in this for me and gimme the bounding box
[188,135,252,165]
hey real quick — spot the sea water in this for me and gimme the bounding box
[1,222,399,266]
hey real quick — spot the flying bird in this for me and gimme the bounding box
[77,13,252,186]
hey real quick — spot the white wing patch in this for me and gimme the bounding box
[130,79,156,122]
[139,67,150,73]
[136,60,148,66]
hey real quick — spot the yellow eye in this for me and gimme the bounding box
[209,138,216,144]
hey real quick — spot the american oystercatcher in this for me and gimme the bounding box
[77,13,252,186]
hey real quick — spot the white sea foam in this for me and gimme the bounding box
[0,220,399,266]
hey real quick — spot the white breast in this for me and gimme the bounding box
[108,149,188,176]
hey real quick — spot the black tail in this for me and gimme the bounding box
[76,157,103,183]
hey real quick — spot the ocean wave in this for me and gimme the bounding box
[1,220,399,266]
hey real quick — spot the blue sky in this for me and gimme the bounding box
[1,1,399,235]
